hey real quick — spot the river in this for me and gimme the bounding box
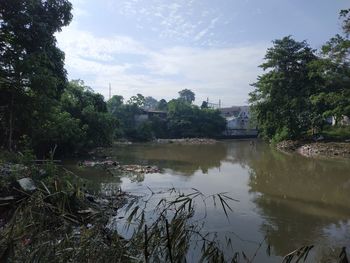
[65,140,350,262]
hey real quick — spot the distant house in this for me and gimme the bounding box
[333,115,350,126]
[218,106,257,137]
[134,109,167,126]
[219,106,241,118]
[142,109,167,119]
[325,115,350,126]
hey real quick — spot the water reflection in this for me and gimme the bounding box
[246,143,350,257]
[64,140,350,261]
[248,144,350,209]
[105,143,228,176]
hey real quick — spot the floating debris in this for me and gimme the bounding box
[81,160,161,174]
[154,138,217,145]
[80,160,118,168]
[118,164,161,174]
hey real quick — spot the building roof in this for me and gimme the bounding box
[218,106,241,117]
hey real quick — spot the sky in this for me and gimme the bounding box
[56,0,349,107]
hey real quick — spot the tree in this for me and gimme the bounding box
[201,101,208,109]
[107,95,124,115]
[309,9,350,125]
[249,36,318,141]
[127,93,145,107]
[0,0,73,150]
[143,96,158,110]
[167,99,226,138]
[178,89,195,104]
[60,80,117,149]
[157,99,168,111]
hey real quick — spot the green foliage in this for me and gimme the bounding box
[31,106,86,154]
[127,93,145,107]
[157,99,168,111]
[309,10,350,125]
[167,99,226,138]
[150,115,168,138]
[249,36,318,141]
[201,101,209,109]
[0,0,73,150]
[250,11,350,142]
[270,126,290,145]
[321,126,350,141]
[61,80,117,149]
[143,96,158,110]
[131,121,154,141]
[108,93,226,141]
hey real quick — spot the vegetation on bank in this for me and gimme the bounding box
[249,10,350,143]
[107,92,226,142]
[0,151,241,262]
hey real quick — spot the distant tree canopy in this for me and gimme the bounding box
[156,99,168,111]
[107,91,226,141]
[178,89,195,104]
[143,96,158,110]
[249,9,350,142]
[167,99,226,138]
[127,93,145,107]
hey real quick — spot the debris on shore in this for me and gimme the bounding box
[276,140,303,152]
[297,142,350,158]
[277,140,350,159]
[154,138,217,145]
[80,160,161,174]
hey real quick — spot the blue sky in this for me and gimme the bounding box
[56,0,349,106]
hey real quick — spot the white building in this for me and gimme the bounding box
[219,106,257,137]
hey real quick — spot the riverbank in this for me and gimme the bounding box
[0,160,135,261]
[277,140,350,159]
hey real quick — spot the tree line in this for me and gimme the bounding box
[249,9,350,142]
[0,0,225,155]
[107,90,226,141]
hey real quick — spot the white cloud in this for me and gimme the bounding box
[109,0,221,45]
[57,27,147,62]
[57,26,266,105]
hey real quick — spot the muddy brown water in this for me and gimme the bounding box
[65,140,350,262]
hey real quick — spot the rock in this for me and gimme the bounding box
[17,178,36,191]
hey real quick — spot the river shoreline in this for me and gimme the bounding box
[276,140,350,159]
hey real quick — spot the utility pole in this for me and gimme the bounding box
[109,83,111,100]
[219,99,221,109]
